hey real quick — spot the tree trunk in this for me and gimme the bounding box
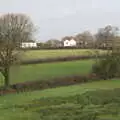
[4,67,10,88]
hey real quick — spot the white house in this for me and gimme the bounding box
[64,40,70,47]
[69,39,76,46]
[63,39,76,47]
[21,42,37,48]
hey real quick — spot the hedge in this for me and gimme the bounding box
[0,73,98,95]
[21,55,106,65]
[21,47,95,50]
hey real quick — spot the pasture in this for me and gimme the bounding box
[0,60,93,85]
[0,49,106,86]
[0,80,120,120]
[22,49,106,60]
[1,49,119,120]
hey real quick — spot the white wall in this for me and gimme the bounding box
[69,39,76,46]
[21,42,37,48]
[64,40,70,47]
[64,39,76,47]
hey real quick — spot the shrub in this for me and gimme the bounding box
[92,51,120,79]
[5,74,98,95]
[21,55,105,65]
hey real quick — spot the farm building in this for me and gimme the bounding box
[63,39,77,47]
[21,42,37,48]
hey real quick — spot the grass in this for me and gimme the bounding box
[0,49,117,119]
[0,59,93,85]
[22,49,106,60]
[3,79,120,100]
[0,79,120,120]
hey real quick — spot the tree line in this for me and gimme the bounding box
[37,25,120,49]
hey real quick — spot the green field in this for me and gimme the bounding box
[1,59,92,85]
[1,49,118,120]
[0,49,102,85]
[22,49,106,60]
[0,80,120,120]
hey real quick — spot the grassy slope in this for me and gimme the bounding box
[22,49,105,60]
[0,80,120,120]
[1,60,93,85]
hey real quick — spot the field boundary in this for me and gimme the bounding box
[0,73,100,95]
[21,47,107,50]
[21,55,105,65]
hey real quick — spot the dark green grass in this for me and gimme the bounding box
[0,80,120,120]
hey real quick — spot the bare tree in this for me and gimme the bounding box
[46,39,61,48]
[75,31,94,48]
[0,13,36,87]
[95,25,119,49]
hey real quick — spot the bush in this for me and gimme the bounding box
[2,74,98,95]
[21,55,105,65]
[92,51,120,79]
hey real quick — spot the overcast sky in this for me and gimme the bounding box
[0,0,120,41]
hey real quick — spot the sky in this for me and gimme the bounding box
[0,0,120,41]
